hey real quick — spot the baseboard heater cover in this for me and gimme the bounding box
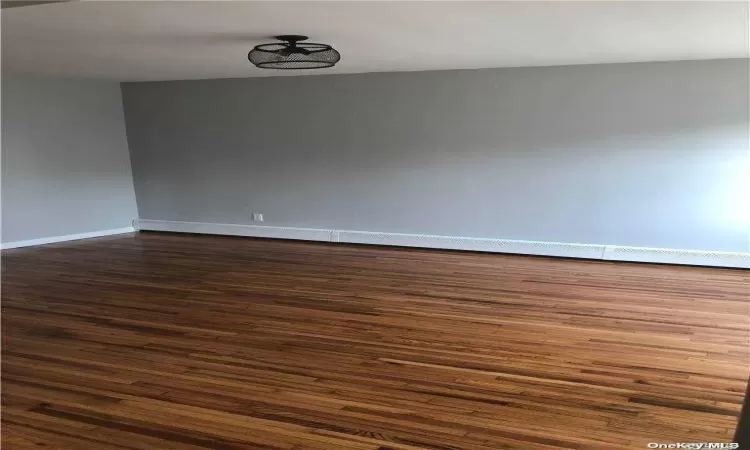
[135,220,749,269]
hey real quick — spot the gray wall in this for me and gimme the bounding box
[2,74,138,243]
[122,59,750,252]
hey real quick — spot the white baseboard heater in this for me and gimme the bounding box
[135,219,749,269]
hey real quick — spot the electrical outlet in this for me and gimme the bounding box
[252,213,264,222]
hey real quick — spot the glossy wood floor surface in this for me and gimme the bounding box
[2,232,749,450]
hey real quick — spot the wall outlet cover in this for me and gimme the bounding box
[252,213,263,222]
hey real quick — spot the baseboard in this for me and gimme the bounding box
[603,245,749,269]
[136,220,749,269]
[5,220,744,268]
[336,230,606,259]
[1,227,136,250]
[135,219,332,242]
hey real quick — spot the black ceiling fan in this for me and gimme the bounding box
[248,35,341,70]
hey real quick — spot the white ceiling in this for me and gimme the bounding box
[2,1,748,82]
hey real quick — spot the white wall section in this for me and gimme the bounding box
[122,59,750,256]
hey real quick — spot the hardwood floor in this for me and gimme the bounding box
[2,232,748,449]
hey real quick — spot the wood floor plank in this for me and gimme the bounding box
[2,231,748,449]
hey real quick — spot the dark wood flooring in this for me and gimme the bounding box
[2,232,749,449]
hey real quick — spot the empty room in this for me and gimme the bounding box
[2,1,749,449]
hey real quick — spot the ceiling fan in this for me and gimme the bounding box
[248,35,341,70]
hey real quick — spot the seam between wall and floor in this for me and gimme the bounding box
[1,227,136,250]
[3,220,747,269]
